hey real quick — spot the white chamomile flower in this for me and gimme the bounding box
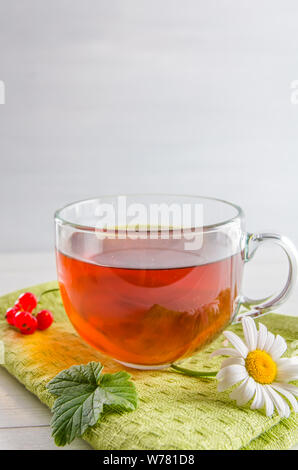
[211,316,298,418]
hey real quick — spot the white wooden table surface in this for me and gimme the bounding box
[0,251,297,450]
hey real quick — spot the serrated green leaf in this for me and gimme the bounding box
[47,362,138,446]
[50,386,103,446]
[47,361,103,397]
[98,371,138,410]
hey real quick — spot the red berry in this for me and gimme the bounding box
[14,311,38,335]
[15,292,38,313]
[5,306,20,326]
[36,309,54,330]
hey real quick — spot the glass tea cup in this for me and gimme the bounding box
[55,195,297,369]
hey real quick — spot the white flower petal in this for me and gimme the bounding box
[276,357,292,366]
[210,348,241,358]
[230,376,256,406]
[217,377,244,393]
[262,386,275,417]
[271,383,298,413]
[242,317,258,351]
[257,323,268,350]
[217,365,248,392]
[251,383,265,410]
[229,377,249,405]
[275,383,298,397]
[264,331,275,352]
[268,334,287,360]
[223,331,248,358]
[217,364,247,381]
[276,356,298,368]
[265,385,290,418]
[279,356,298,365]
[221,357,245,368]
[277,370,298,382]
[276,358,298,382]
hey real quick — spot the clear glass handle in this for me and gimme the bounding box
[235,232,298,322]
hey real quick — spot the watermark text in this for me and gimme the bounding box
[94,196,204,250]
[0,80,5,104]
[290,80,298,104]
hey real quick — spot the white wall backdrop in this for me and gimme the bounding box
[0,0,298,252]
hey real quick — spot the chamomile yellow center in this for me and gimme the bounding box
[245,349,277,384]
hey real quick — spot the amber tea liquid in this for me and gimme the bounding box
[56,233,243,366]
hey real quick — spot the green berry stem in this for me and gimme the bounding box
[170,363,217,378]
[38,288,60,302]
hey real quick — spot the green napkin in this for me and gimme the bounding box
[0,282,297,450]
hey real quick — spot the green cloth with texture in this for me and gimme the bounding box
[0,281,297,450]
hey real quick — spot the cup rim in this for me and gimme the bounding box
[54,193,244,232]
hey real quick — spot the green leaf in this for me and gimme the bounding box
[46,362,137,447]
[98,371,138,410]
[47,362,103,396]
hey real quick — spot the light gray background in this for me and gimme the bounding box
[0,0,298,252]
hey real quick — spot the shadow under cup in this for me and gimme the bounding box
[55,195,247,368]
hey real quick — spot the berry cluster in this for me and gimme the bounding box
[5,292,54,335]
